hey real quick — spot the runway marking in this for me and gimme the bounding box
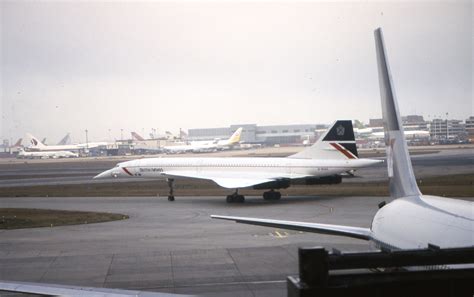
[270,230,288,238]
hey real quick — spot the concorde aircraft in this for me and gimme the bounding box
[212,28,474,251]
[94,121,381,202]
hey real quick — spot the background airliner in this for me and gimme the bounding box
[26,133,108,152]
[95,121,381,202]
[17,149,78,159]
[355,127,430,139]
[163,127,243,154]
[212,28,474,251]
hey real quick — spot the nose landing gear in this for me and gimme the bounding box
[167,178,175,201]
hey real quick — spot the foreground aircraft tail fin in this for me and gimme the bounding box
[226,127,243,145]
[288,120,358,160]
[374,28,421,198]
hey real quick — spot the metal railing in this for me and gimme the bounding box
[288,245,474,297]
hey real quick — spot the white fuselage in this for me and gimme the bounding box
[28,144,80,152]
[18,150,78,159]
[99,157,380,181]
[370,130,430,139]
[371,195,474,250]
[164,142,217,153]
[28,142,108,152]
[163,139,235,153]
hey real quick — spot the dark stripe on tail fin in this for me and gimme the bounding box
[329,143,357,159]
[322,120,355,142]
[339,143,358,158]
[288,120,356,160]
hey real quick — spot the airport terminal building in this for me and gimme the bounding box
[188,124,328,145]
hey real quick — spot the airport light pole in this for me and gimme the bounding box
[85,129,89,150]
[120,129,123,142]
[446,112,449,140]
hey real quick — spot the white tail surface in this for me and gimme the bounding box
[26,133,46,148]
[131,132,146,141]
[374,28,421,198]
[227,127,243,144]
[288,120,358,160]
[57,133,71,145]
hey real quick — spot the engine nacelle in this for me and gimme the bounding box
[296,175,342,185]
[253,179,291,190]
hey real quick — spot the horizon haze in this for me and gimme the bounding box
[1,1,472,143]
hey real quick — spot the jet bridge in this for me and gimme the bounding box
[287,246,474,297]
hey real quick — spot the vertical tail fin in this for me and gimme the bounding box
[57,133,71,145]
[374,28,421,198]
[132,132,145,141]
[131,132,146,141]
[13,138,23,147]
[288,120,358,160]
[26,134,46,148]
[227,127,243,144]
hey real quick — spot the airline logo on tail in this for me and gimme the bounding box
[289,120,358,160]
[227,128,243,144]
[336,125,345,136]
[322,120,358,159]
[331,124,357,158]
[26,134,46,148]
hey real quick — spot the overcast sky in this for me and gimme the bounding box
[1,1,472,143]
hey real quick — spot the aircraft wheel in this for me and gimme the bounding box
[236,195,245,203]
[226,195,234,203]
[273,192,281,200]
[263,191,281,201]
[168,196,175,201]
[263,191,271,200]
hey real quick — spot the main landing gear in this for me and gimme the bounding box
[263,189,281,201]
[226,189,245,203]
[167,178,175,201]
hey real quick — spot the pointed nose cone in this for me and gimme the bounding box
[93,168,121,179]
[94,169,111,179]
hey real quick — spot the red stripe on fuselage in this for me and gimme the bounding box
[330,143,356,159]
[122,167,133,176]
